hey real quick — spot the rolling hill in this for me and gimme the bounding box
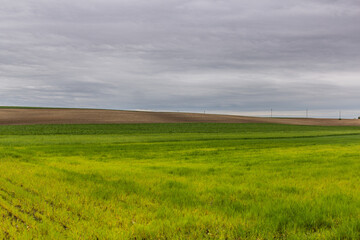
[0,108,359,126]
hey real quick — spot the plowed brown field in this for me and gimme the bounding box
[0,108,359,126]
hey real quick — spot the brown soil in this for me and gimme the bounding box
[0,108,359,126]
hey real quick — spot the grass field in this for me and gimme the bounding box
[0,123,360,239]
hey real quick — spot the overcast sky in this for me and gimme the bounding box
[1,0,359,116]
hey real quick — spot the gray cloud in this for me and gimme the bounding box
[1,0,360,117]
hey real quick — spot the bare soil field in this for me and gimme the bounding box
[0,108,359,126]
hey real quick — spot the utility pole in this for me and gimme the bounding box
[306,109,308,118]
[339,110,342,120]
[271,108,273,118]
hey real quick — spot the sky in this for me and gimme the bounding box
[1,0,360,118]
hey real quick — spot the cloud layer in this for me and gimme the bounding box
[1,0,360,116]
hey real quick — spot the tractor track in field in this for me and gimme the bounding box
[0,187,42,223]
[0,205,27,239]
[1,108,360,126]
[0,192,29,227]
[0,177,117,232]
[0,179,75,231]
[0,190,69,232]
[0,186,45,224]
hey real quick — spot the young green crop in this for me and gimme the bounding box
[0,123,359,239]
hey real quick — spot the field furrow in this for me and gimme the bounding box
[0,179,78,233]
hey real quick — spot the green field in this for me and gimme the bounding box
[0,123,360,239]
